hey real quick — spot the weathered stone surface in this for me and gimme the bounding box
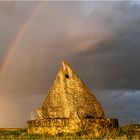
[27,118,119,135]
[41,61,105,121]
[27,61,119,136]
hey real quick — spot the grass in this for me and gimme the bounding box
[0,124,140,139]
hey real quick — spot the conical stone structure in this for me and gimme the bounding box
[27,61,118,135]
[41,61,105,120]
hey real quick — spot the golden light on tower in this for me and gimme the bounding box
[27,61,118,135]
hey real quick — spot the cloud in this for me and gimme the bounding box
[95,90,140,125]
[70,1,140,90]
[0,94,44,127]
[0,1,38,64]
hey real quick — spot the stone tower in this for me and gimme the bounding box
[27,61,118,135]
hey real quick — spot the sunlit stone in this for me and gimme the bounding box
[27,61,118,135]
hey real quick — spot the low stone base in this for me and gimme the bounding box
[27,118,119,136]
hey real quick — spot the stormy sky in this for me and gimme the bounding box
[0,1,140,127]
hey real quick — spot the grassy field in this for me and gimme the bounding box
[0,124,140,139]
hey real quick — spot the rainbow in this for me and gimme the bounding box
[0,1,42,77]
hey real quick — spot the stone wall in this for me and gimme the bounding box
[27,118,118,135]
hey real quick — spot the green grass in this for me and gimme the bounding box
[0,124,140,139]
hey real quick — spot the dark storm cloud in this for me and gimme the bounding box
[95,90,140,125]
[72,1,140,90]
